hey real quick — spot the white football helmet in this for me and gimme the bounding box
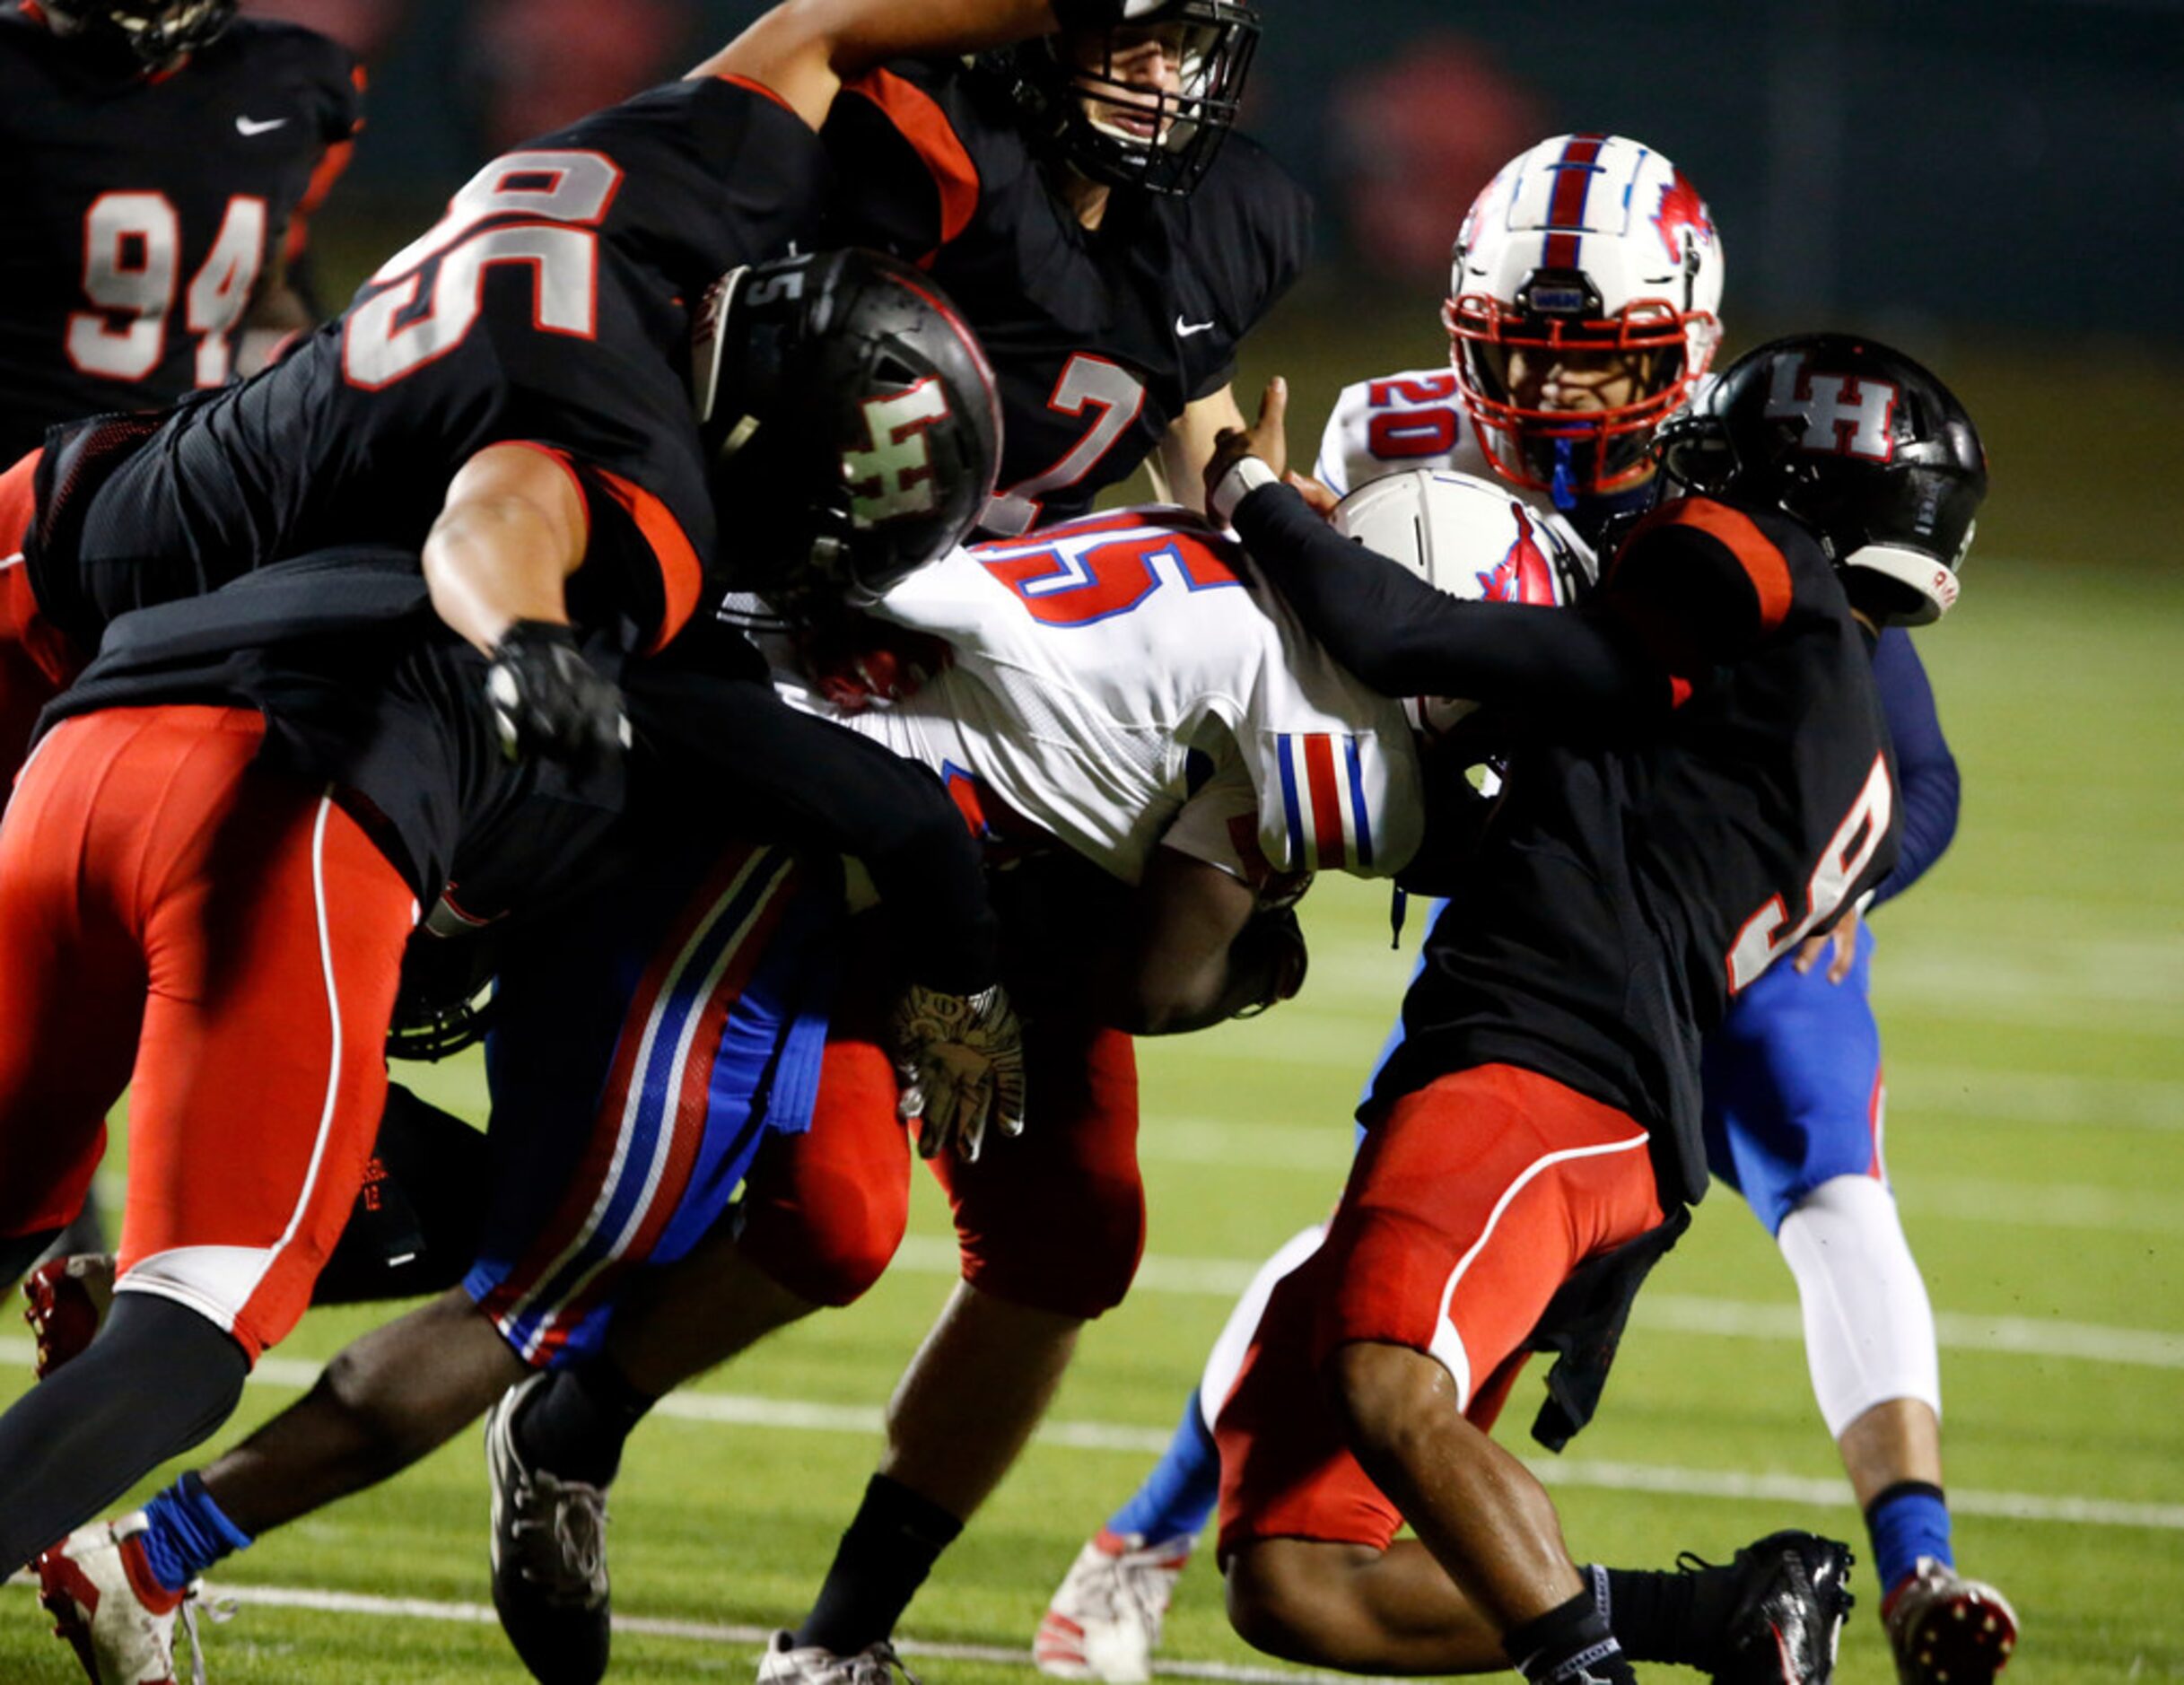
[1443,134,1725,505]
[1333,468,1584,738]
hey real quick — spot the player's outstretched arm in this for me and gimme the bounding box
[694,0,1066,130]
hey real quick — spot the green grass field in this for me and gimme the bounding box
[4,317,2182,1679]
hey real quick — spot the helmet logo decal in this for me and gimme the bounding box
[845,378,950,525]
[1764,356,1900,461]
[1651,170,1715,263]
[1540,134,1605,269]
[1476,504,1558,604]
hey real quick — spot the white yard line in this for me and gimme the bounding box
[4,1337,2178,1532]
[0,1579,1347,1684]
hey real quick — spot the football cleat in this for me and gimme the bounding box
[1883,1558,2017,1684]
[1035,1530,1193,1682]
[756,1629,922,1685]
[486,1374,612,1685]
[22,1253,117,1379]
[37,1512,208,1685]
[1701,1530,1856,1683]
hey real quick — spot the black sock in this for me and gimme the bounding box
[512,1358,657,1487]
[0,1295,248,1571]
[796,1474,965,1654]
[1506,1587,1637,1684]
[1598,1558,1737,1669]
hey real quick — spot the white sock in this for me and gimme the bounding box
[1777,1174,1942,1438]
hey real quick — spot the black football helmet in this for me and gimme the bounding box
[693,249,1001,607]
[39,0,236,67]
[1658,333,1987,625]
[981,0,1261,197]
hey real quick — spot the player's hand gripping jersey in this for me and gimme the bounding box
[822,57,1311,534]
[788,508,1424,887]
[24,73,826,654]
[0,12,363,461]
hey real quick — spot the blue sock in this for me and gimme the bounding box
[140,1472,254,1593]
[1866,1480,1952,1594]
[1106,1388,1219,1545]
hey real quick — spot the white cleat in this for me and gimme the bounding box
[36,1513,209,1685]
[1884,1558,2019,1685]
[1035,1531,1193,1684]
[756,1629,921,1685]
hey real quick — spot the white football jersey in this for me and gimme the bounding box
[784,509,1424,887]
[1315,365,1594,583]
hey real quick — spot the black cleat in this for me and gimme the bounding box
[486,1374,613,1685]
[1703,1530,1856,1684]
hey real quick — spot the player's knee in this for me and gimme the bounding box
[1320,1340,1449,1467]
[1224,1540,1365,1665]
[959,1171,1144,1318]
[741,1167,908,1308]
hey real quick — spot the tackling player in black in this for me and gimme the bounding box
[0,0,363,464]
[1,248,1021,1675]
[1194,338,1985,1685]
[821,0,1308,533]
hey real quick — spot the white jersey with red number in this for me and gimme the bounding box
[1315,365,1597,581]
[786,508,1423,887]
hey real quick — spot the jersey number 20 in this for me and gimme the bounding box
[343,150,616,389]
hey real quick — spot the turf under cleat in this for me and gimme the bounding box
[37,1512,205,1685]
[486,1374,612,1685]
[22,1253,116,1379]
[1035,1529,1193,1682]
[756,1630,922,1685]
[1704,1529,1856,1683]
[1883,1558,2017,1684]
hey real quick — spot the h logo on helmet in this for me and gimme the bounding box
[845,379,951,525]
[1764,357,1899,461]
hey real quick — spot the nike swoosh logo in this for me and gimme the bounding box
[235,115,290,136]
[1175,315,1217,337]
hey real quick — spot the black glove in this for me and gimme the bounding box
[887,981,1028,1165]
[485,619,628,775]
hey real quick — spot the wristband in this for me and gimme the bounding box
[1209,454,1278,525]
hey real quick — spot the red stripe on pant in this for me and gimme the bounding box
[0,705,415,1360]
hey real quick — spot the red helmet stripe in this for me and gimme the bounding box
[1541,133,1604,270]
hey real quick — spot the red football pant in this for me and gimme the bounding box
[738,973,1144,1320]
[0,706,417,1361]
[0,449,83,788]
[1216,1063,1665,1556]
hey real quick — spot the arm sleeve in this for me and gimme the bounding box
[822,64,974,264]
[625,640,1000,994]
[1232,482,1671,726]
[1867,626,1960,907]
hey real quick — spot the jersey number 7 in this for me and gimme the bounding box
[343,150,618,389]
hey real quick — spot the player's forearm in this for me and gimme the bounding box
[1235,482,1663,722]
[693,0,1061,126]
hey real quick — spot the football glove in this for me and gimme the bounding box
[888,981,1028,1165]
[485,619,629,776]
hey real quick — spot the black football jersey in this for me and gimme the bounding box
[821,58,1312,533]
[26,74,826,658]
[0,13,362,463]
[1373,498,1900,1205]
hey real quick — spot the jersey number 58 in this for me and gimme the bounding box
[1725,753,1894,993]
